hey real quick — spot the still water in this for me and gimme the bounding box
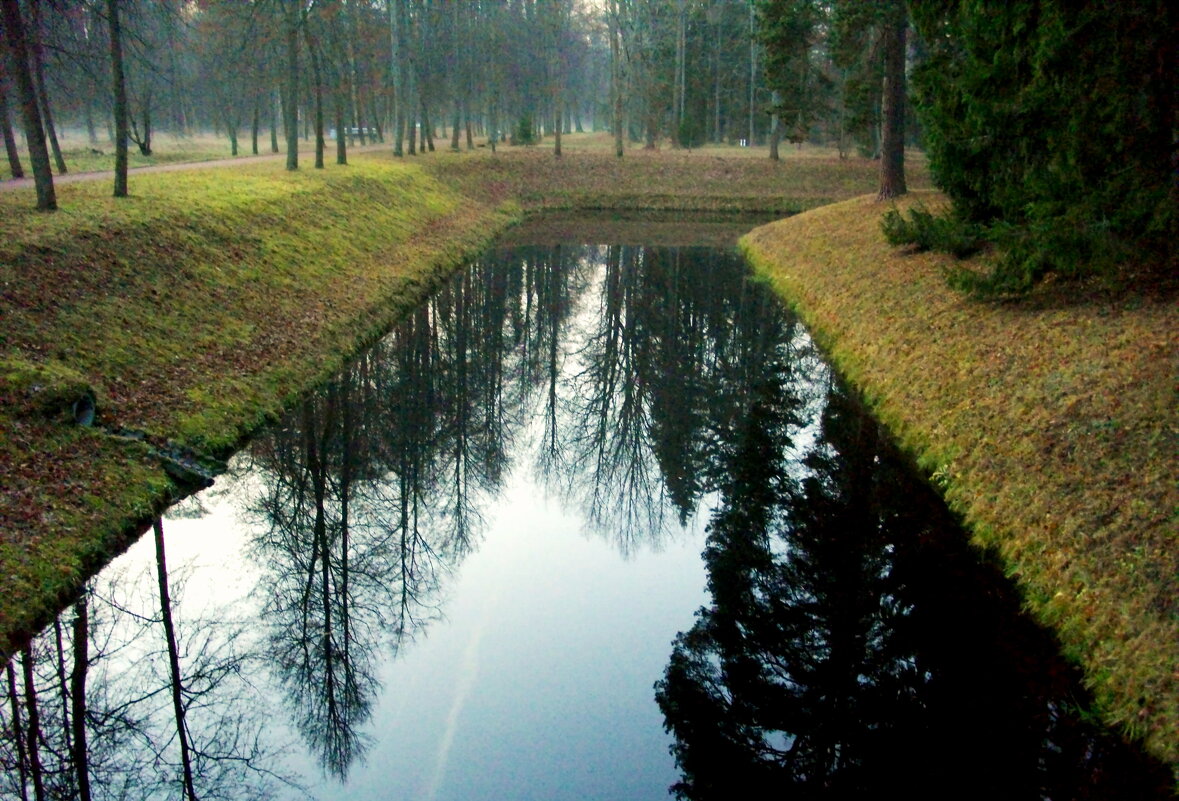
[2,228,1172,799]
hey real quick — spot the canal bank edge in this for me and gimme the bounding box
[2,146,896,672]
[740,192,1179,771]
[0,159,524,664]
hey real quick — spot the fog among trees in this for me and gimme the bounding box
[0,1,915,174]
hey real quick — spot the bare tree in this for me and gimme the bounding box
[70,596,92,801]
[0,0,55,209]
[153,520,197,801]
[26,0,64,174]
[876,0,906,199]
[282,1,302,170]
[107,0,129,197]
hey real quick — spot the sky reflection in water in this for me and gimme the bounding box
[2,240,1171,800]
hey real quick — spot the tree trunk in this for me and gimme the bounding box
[129,95,152,156]
[877,5,907,200]
[51,618,74,787]
[335,89,347,165]
[84,101,97,145]
[1,79,24,177]
[106,0,127,197]
[1,0,55,209]
[347,22,363,146]
[488,100,497,153]
[769,91,781,161]
[71,596,92,801]
[154,519,197,801]
[251,96,260,155]
[712,20,721,142]
[6,660,30,801]
[674,1,685,137]
[610,0,623,158]
[306,28,325,169]
[389,0,403,157]
[21,651,45,801]
[554,105,562,157]
[408,108,417,155]
[369,97,383,141]
[422,100,434,151]
[283,5,300,171]
[748,0,756,147]
[270,90,279,153]
[27,0,63,174]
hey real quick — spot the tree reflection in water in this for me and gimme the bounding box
[241,245,593,779]
[655,369,1174,799]
[241,242,791,778]
[0,519,298,800]
[5,243,1169,797]
[549,245,799,554]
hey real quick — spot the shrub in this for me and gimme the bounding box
[880,205,983,259]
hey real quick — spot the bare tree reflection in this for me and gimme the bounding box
[0,522,300,800]
[240,247,596,779]
[550,245,800,555]
[656,375,1174,799]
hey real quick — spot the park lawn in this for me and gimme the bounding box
[742,191,1178,768]
[0,132,245,181]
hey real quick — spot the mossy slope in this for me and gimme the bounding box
[741,191,1178,767]
[0,158,518,660]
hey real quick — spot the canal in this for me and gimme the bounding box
[1,218,1171,800]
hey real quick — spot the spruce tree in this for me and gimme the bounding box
[908,1,1177,291]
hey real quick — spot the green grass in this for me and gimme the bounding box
[741,191,1178,770]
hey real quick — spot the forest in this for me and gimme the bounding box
[2,0,905,170]
[2,0,1173,289]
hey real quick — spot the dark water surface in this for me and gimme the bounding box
[2,231,1171,800]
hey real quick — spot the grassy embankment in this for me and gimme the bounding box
[742,193,1178,768]
[0,136,889,664]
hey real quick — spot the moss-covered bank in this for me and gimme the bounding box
[741,192,1178,769]
[0,144,890,665]
[0,158,520,662]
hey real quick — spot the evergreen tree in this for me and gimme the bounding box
[755,0,830,144]
[908,0,1177,291]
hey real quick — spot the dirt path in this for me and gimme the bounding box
[0,143,391,191]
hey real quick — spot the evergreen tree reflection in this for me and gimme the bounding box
[655,375,1174,799]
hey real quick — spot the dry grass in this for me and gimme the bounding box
[0,131,246,181]
[741,191,1179,768]
[418,136,928,213]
